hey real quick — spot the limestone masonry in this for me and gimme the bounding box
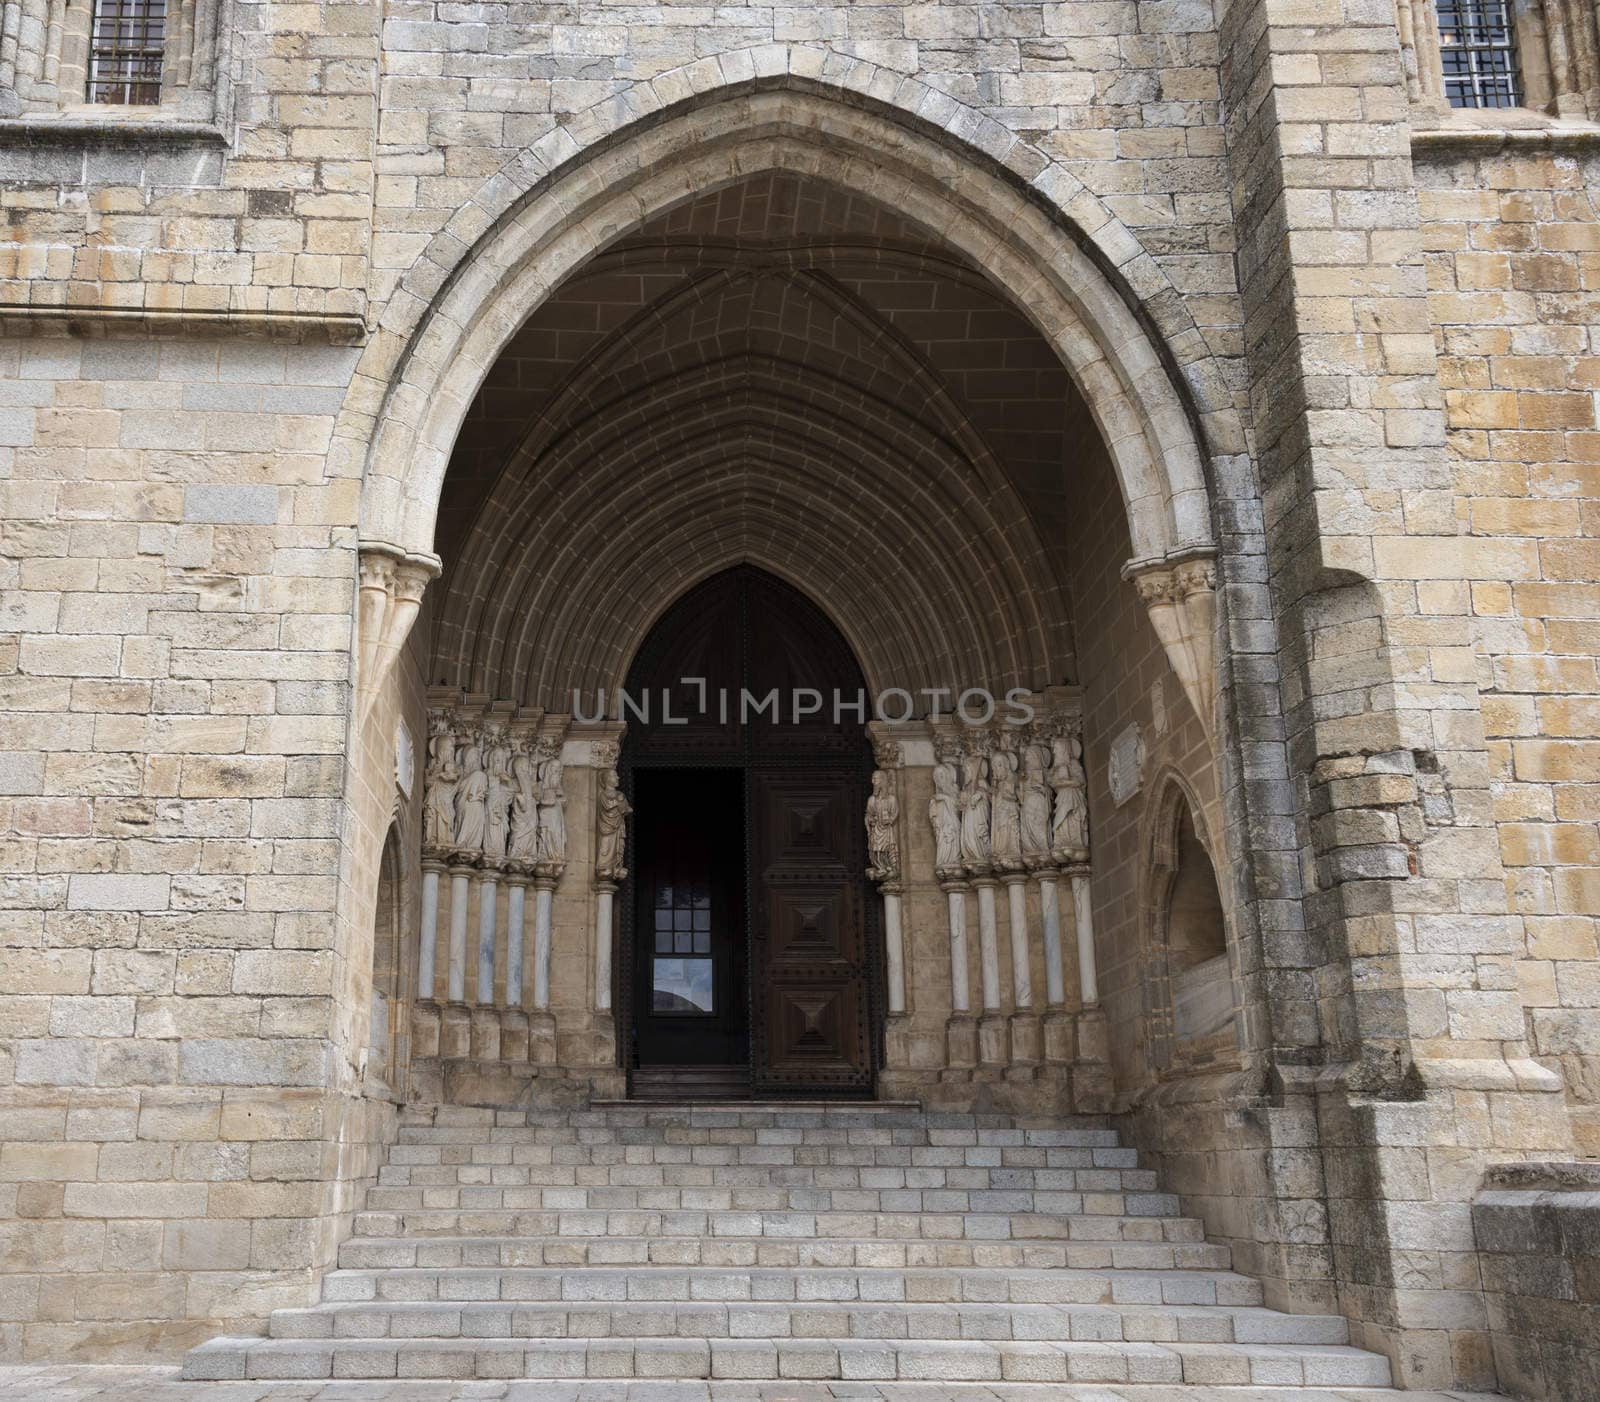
[2,0,1600,1397]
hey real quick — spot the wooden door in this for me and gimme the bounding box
[750,767,873,1094]
[621,565,879,1098]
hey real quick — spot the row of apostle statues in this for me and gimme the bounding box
[922,720,1088,882]
[423,713,569,876]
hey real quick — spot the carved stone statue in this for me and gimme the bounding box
[453,739,488,855]
[1050,730,1089,861]
[958,746,991,873]
[535,750,567,869]
[595,763,631,880]
[482,726,513,865]
[929,749,962,877]
[1020,736,1054,866]
[422,715,460,853]
[989,737,1022,872]
[865,768,899,883]
[508,742,540,865]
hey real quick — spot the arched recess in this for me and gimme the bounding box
[432,259,1075,706]
[367,820,408,1090]
[342,63,1234,582]
[1143,772,1240,1077]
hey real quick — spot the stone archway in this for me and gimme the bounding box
[344,71,1230,580]
[371,71,1273,1133]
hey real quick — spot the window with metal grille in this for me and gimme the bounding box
[1437,0,1524,108]
[86,0,167,105]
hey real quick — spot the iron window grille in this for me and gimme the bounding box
[1437,0,1524,108]
[86,0,167,105]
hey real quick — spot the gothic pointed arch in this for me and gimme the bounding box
[342,63,1233,585]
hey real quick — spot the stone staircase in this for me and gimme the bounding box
[182,1101,1393,1387]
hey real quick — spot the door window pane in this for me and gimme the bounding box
[653,957,714,1014]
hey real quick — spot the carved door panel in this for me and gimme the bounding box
[750,769,872,1094]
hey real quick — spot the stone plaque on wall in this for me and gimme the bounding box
[1109,722,1144,807]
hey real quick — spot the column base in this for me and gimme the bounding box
[469,1006,502,1061]
[590,1012,617,1071]
[411,1000,442,1059]
[527,1010,557,1066]
[1042,1006,1075,1064]
[978,1014,1009,1068]
[945,1014,978,1069]
[1009,1012,1042,1065]
[499,1009,530,1062]
[439,1002,471,1060]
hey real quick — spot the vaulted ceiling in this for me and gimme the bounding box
[431,173,1104,708]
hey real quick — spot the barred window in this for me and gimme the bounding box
[86,0,167,105]
[1437,0,1524,108]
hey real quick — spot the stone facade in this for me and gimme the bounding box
[1,0,1598,1394]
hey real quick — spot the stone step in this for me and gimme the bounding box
[360,1182,1166,1213]
[317,1263,1265,1308]
[347,1205,1195,1242]
[399,1105,1111,1132]
[336,1233,1233,1272]
[266,1297,1349,1345]
[377,1154,1151,1183]
[394,1125,1125,1150]
[182,1333,1392,1386]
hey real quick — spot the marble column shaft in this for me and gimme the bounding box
[1037,871,1065,1007]
[944,885,970,1014]
[447,867,471,1003]
[418,862,442,999]
[505,879,527,1007]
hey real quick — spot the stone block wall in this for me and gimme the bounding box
[0,332,394,1359]
[0,0,1596,1386]
[1418,137,1600,1155]
[1472,1162,1600,1399]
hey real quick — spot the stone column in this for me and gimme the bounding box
[942,879,976,1070]
[504,878,526,1006]
[475,872,498,1003]
[501,873,530,1063]
[882,883,906,1015]
[418,858,443,1000]
[1068,867,1098,1006]
[594,878,616,1014]
[1037,869,1065,1006]
[525,874,557,1065]
[446,865,471,1004]
[1003,873,1039,1066]
[1035,867,1073,1066]
[470,872,500,1061]
[974,877,1006,1067]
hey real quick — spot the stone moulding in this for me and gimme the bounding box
[1123,549,1218,750]
[355,545,440,726]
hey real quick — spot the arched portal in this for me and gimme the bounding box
[620,566,876,1099]
[395,132,1231,1124]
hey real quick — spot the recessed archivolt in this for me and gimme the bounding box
[347,68,1229,577]
[433,264,1075,705]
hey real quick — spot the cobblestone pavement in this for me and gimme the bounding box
[0,1366,1513,1401]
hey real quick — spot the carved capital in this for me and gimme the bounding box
[1122,551,1218,750]
[356,544,441,725]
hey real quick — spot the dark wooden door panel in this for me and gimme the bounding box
[757,779,856,871]
[752,769,871,1093]
[762,980,865,1082]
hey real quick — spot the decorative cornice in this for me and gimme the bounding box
[0,303,368,344]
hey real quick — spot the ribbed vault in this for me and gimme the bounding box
[430,174,1095,709]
